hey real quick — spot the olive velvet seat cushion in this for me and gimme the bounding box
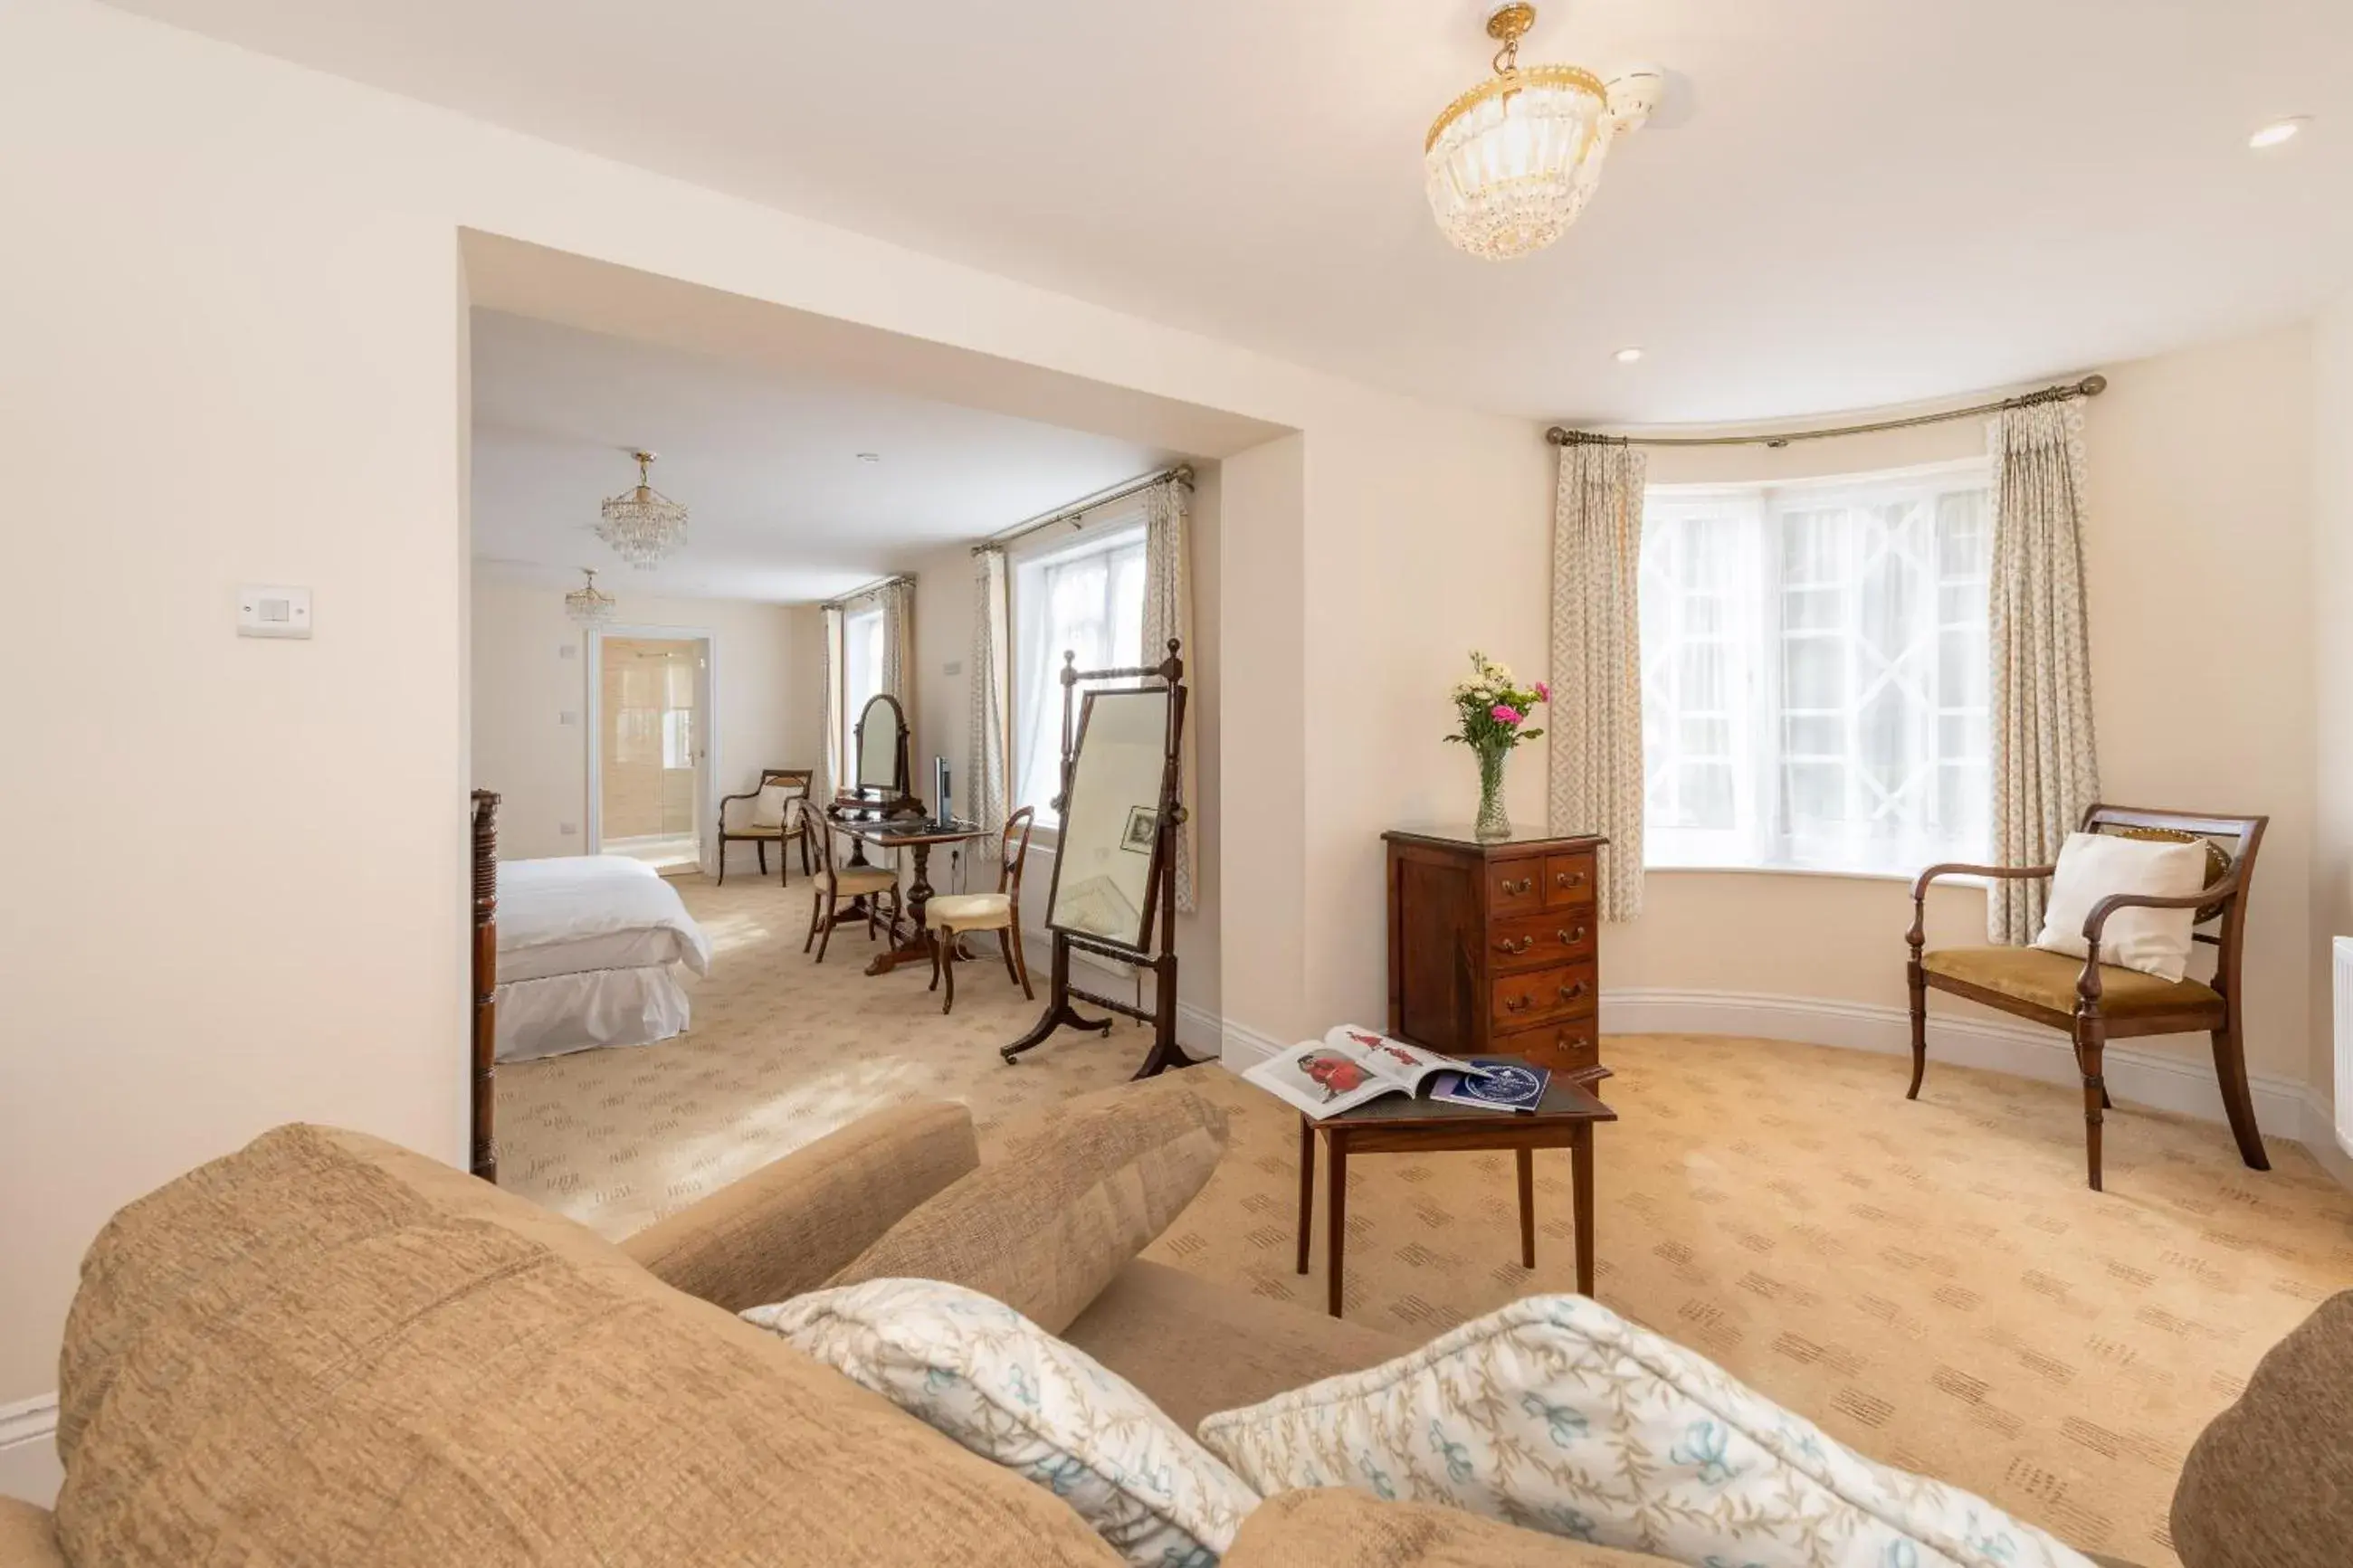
[1922,946,2222,1018]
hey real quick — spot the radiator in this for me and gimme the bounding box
[2337,937,2353,1156]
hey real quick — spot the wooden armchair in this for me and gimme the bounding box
[1906,803,2268,1192]
[716,768,813,887]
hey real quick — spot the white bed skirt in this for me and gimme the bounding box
[495,965,691,1063]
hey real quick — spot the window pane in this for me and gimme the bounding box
[1012,526,1149,821]
[1783,636,1844,708]
[1644,465,1993,875]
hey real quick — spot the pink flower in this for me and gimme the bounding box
[1491,704,1524,726]
[1534,681,1551,703]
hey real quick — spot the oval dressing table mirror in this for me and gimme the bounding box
[845,693,916,814]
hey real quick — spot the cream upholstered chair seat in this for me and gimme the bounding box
[820,864,900,897]
[926,892,1014,931]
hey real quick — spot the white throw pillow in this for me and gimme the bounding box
[1198,1294,2092,1568]
[748,783,793,829]
[745,1279,1259,1567]
[2032,830,2209,983]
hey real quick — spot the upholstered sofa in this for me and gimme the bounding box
[0,1079,2339,1568]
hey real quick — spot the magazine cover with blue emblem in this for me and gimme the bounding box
[1428,1058,1550,1112]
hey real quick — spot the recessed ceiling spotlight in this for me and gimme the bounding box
[1614,347,1644,364]
[2249,116,2310,149]
[855,451,882,463]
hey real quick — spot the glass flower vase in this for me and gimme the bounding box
[1474,743,1512,841]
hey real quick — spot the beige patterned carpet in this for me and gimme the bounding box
[501,875,2353,1567]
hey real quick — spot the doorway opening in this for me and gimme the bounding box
[590,631,713,874]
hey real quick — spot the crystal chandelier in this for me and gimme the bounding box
[563,566,617,625]
[1425,4,1658,261]
[597,450,689,569]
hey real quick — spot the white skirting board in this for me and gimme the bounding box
[0,1392,60,1507]
[1208,990,2351,1191]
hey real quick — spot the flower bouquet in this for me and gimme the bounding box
[1443,651,1549,841]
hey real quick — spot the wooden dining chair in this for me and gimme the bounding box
[716,768,814,887]
[805,812,900,964]
[925,809,1037,1014]
[1906,803,2269,1192]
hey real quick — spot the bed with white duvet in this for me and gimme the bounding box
[494,855,713,1062]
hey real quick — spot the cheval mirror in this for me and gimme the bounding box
[1003,640,1197,1079]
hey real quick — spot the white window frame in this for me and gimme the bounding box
[1642,458,1994,879]
[1009,513,1149,829]
[840,603,886,764]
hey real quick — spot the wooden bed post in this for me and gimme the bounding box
[470,789,500,1183]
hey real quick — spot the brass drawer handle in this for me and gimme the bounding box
[1556,870,1586,887]
[1496,935,1536,955]
[1557,926,1586,946]
[1504,995,1531,1013]
[1502,877,1534,896]
[1558,981,1587,1002]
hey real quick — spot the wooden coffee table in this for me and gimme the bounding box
[1295,1066,1615,1317]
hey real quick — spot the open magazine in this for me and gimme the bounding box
[1244,1025,1519,1119]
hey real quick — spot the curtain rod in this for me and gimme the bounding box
[973,464,1195,555]
[819,572,910,611]
[1546,375,2107,450]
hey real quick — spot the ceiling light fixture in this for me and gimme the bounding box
[563,566,616,625]
[1614,346,1644,364]
[596,450,689,569]
[2248,116,2310,149]
[1425,4,1660,261]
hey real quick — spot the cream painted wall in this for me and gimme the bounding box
[2313,290,2353,1132]
[470,575,820,866]
[1602,326,2321,1087]
[900,463,1224,1022]
[0,0,1547,1410]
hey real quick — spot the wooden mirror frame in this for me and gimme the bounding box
[845,692,919,813]
[1041,685,1176,955]
[1003,640,1199,1079]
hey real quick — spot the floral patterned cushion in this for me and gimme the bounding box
[1197,1295,2093,1568]
[745,1278,1261,1567]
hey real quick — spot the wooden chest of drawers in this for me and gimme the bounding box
[1382,826,1608,1080]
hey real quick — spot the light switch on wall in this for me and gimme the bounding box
[558,710,578,727]
[559,822,578,837]
[943,660,963,677]
[236,585,312,639]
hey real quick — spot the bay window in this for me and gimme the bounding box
[1640,461,1993,875]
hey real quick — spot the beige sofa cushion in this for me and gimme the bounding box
[0,1500,65,1568]
[1064,1259,1415,1432]
[1225,1489,1667,1567]
[621,1098,979,1311]
[2170,1289,2353,1568]
[834,1072,1228,1334]
[56,1123,1121,1568]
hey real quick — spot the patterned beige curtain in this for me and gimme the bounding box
[1987,401,2100,943]
[818,603,843,803]
[1140,478,1198,913]
[1547,442,1647,921]
[969,548,1012,860]
[880,578,915,706]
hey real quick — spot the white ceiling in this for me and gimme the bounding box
[471,310,1182,602]
[107,0,2353,424]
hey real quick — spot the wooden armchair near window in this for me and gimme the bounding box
[716,768,813,888]
[1905,804,2269,1193]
